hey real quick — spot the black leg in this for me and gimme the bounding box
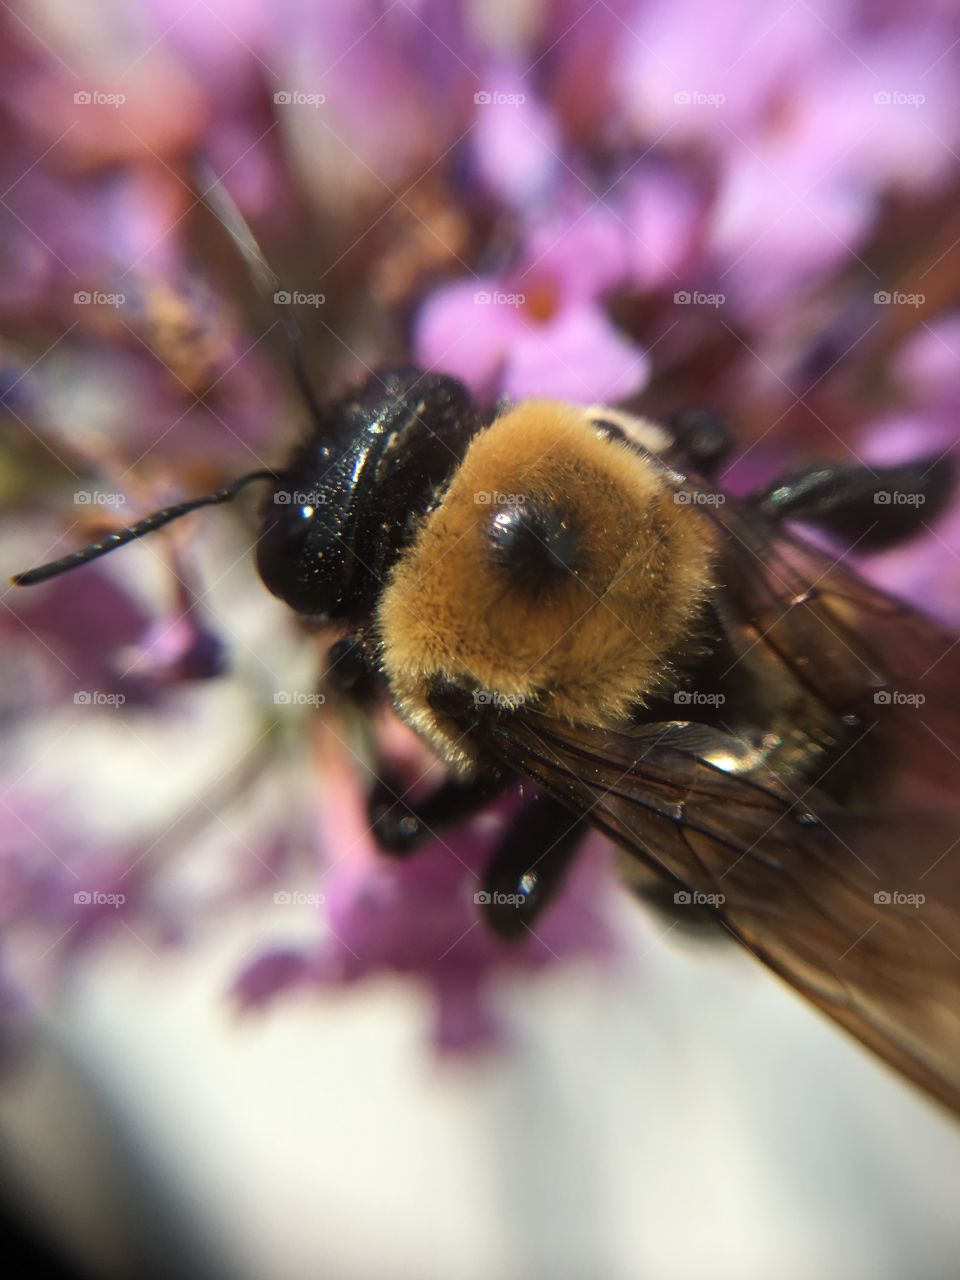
[369,771,505,854]
[479,790,586,939]
[750,454,954,549]
[667,409,733,478]
[324,633,383,705]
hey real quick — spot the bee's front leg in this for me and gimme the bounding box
[478,791,587,939]
[666,409,732,478]
[368,771,505,854]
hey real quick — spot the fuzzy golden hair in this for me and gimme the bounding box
[376,400,718,769]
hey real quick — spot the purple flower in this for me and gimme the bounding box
[415,203,648,403]
[2,0,960,1065]
[613,0,960,317]
[233,715,618,1050]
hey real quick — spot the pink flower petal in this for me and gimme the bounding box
[414,278,523,398]
[471,82,561,208]
[503,303,649,403]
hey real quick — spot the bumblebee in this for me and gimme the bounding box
[12,190,960,1119]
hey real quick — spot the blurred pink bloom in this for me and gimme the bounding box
[236,721,618,1051]
[415,205,648,402]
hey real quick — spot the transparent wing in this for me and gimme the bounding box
[468,505,960,1114]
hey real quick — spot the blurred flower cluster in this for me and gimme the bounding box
[1,0,959,1054]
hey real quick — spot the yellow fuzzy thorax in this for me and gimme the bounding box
[376,400,717,769]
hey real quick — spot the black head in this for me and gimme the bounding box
[255,369,481,619]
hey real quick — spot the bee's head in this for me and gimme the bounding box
[255,370,481,620]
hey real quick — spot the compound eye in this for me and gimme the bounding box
[256,492,325,613]
[485,499,583,591]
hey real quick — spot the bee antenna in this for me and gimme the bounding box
[11,469,277,587]
[195,162,325,424]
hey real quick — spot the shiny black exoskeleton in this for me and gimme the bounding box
[256,369,481,619]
